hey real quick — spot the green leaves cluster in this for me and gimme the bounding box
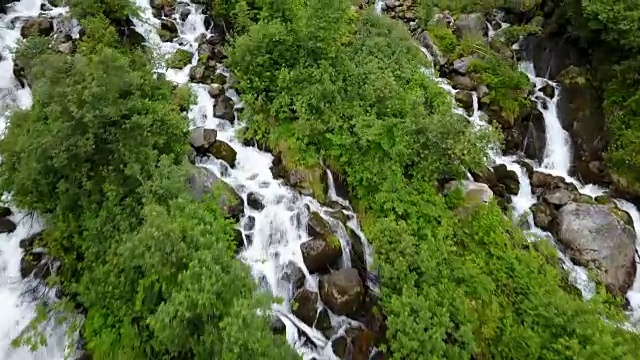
[225,0,640,358]
[3,4,297,360]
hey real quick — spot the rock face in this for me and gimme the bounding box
[555,202,637,295]
[319,268,364,316]
[556,66,608,184]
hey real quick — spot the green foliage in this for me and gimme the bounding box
[67,0,138,22]
[3,3,298,359]
[166,49,193,69]
[226,1,640,358]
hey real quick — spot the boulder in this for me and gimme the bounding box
[444,180,493,204]
[319,268,364,316]
[555,202,637,295]
[454,90,474,114]
[281,261,306,294]
[208,140,237,167]
[214,95,235,123]
[454,13,487,39]
[453,56,475,75]
[189,127,217,150]
[246,192,265,211]
[0,218,17,234]
[531,202,553,230]
[292,289,319,327]
[20,17,53,38]
[187,167,243,220]
[542,188,572,207]
[208,83,224,97]
[556,66,607,183]
[300,237,342,274]
[540,83,555,99]
[331,327,375,360]
[451,75,475,91]
[492,164,520,195]
[307,210,332,239]
[0,206,11,218]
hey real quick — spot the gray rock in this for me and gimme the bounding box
[208,83,224,97]
[451,75,475,91]
[454,90,474,113]
[556,202,637,295]
[542,188,572,206]
[454,13,487,39]
[214,95,235,123]
[444,180,493,203]
[453,56,475,74]
[188,127,217,149]
[319,268,364,316]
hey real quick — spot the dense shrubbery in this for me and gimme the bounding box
[3,5,296,360]
[225,0,640,358]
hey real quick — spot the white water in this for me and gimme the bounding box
[133,1,376,358]
[0,1,71,359]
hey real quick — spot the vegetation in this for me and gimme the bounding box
[224,0,640,358]
[3,4,297,360]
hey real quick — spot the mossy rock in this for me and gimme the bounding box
[208,140,237,167]
[273,141,327,202]
[211,181,244,222]
[167,49,193,69]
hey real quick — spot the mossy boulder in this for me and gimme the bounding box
[167,49,192,69]
[208,140,237,167]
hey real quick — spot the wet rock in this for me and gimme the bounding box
[286,168,327,199]
[307,211,332,239]
[243,215,255,232]
[292,289,319,327]
[246,192,265,211]
[214,95,235,123]
[208,140,237,167]
[454,13,487,39]
[540,83,555,99]
[332,327,377,360]
[0,218,17,234]
[314,308,332,336]
[531,202,553,230]
[530,171,554,188]
[556,66,607,184]
[470,167,498,188]
[555,202,637,295]
[208,83,224,97]
[20,17,53,38]
[189,127,217,150]
[300,237,342,274]
[233,228,244,250]
[453,56,475,75]
[454,90,474,113]
[282,261,306,293]
[20,253,51,280]
[521,109,546,161]
[212,72,227,86]
[320,268,364,316]
[517,160,534,179]
[451,75,475,91]
[0,206,11,218]
[542,188,572,207]
[20,231,42,250]
[476,84,489,99]
[444,180,493,204]
[417,31,447,66]
[492,164,520,195]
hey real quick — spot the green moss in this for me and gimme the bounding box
[166,49,193,69]
[427,23,459,56]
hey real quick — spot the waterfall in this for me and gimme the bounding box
[0,1,71,359]
[133,1,376,358]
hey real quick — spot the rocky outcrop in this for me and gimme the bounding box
[556,202,636,296]
[556,66,608,184]
[320,268,365,316]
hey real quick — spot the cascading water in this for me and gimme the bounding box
[133,1,376,358]
[0,1,72,358]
